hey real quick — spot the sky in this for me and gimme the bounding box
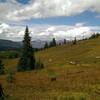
[0,0,100,41]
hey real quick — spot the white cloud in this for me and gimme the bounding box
[46,26,56,32]
[0,23,99,41]
[75,22,86,27]
[0,1,99,41]
[0,23,9,29]
[0,0,99,21]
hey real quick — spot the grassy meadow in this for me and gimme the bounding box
[0,38,100,100]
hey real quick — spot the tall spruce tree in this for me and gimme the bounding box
[17,26,35,71]
[44,42,49,49]
[52,38,56,46]
[73,37,77,45]
[64,39,67,44]
[50,38,56,47]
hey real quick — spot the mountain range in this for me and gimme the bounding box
[0,39,46,50]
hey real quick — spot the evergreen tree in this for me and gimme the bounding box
[59,43,61,45]
[64,39,67,44]
[52,38,56,46]
[0,59,4,75]
[17,26,36,71]
[89,33,100,39]
[44,42,49,49]
[50,38,56,47]
[73,37,77,45]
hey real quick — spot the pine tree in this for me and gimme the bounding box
[52,38,56,46]
[44,42,49,49]
[0,59,4,75]
[17,26,36,71]
[73,37,77,45]
[50,38,56,47]
[64,39,67,44]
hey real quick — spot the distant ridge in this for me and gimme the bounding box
[0,39,46,50]
[0,39,22,50]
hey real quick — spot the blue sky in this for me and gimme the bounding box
[0,0,100,41]
[8,0,100,26]
[25,11,100,26]
[16,0,30,4]
[11,0,100,26]
[0,0,100,26]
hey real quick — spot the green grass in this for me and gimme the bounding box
[36,37,100,66]
[0,38,100,100]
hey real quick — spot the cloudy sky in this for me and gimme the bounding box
[0,0,100,41]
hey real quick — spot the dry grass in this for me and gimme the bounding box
[0,38,100,100]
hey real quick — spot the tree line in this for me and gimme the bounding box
[44,37,77,49]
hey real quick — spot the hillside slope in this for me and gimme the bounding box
[0,39,21,50]
[36,37,100,67]
[1,37,100,100]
